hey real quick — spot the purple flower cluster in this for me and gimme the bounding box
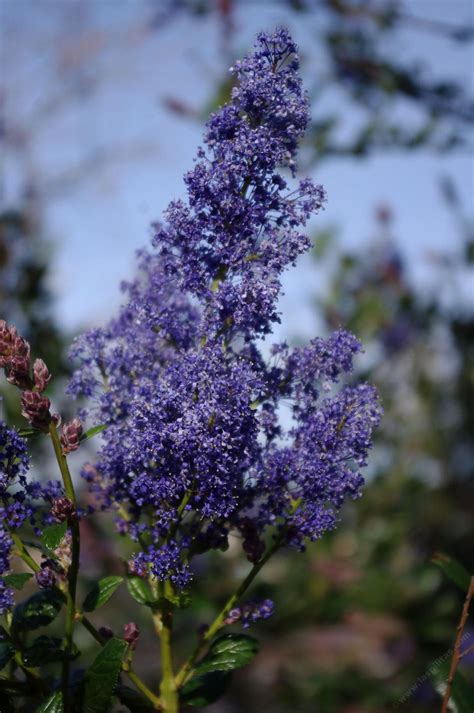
[0,419,29,612]
[226,599,275,629]
[0,409,65,612]
[69,29,381,590]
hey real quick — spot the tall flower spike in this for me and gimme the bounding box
[69,28,381,589]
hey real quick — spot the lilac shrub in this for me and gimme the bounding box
[0,29,380,713]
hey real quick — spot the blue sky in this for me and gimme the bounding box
[1,0,473,341]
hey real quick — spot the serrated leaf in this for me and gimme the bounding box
[0,641,15,670]
[80,424,106,442]
[42,522,68,552]
[22,636,77,667]
[431,659,474,713]
[194,634,259,674]
[432,553,472,592]
[82,637,127,713]
[36,691,64,713]
[82,576,124,612]
[180,671,231,707]
[126,577,154,606]
[1,573,33,590]
[12,589,63,632]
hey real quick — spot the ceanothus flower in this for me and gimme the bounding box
[69,28,381,590]
[0,414,65,612]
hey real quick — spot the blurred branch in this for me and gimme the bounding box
[441,576,474,713]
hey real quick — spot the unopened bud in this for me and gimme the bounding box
[0,321,16,368]
[54,531,72,574]
[51,497,75,523]
[35,566,56,589]
[33,358,51,392]
[123,622,140,650]
[6,354,32,389]
[20,391,52,432]
[0,324,32,388]
[60,418,83,455]
[98,626,114,641]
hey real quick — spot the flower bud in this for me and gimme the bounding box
[60,418,83,455]
[20,390,52,432]
[54,531,72,574]
[33,358,51,392]
[123,622,140,650]
[6,354,32,389]
[0,324,33,388]
[98,626,114,641]
[35,566,56,589]
[0,321,16,368]
[51,497,75,523]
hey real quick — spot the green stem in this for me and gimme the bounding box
[125,665,164,711]
[174,533,282,689]
[159,583,178,713]
[49,423,80,713]
[9,530,40,573]
[49,423,76,504]
[8,471,163,710]
[73,612,164,709]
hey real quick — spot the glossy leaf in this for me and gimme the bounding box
[126,577,154,606]
[194,634,259,674]
[41,522,68,552]
[82,576,124,612]
[180,671,231,707]
[12,589,63,632]
[36,691,64,713]
[82,637,127,713]
[0,641,15,670]
[432,553,472,592]
[1,573,33,590]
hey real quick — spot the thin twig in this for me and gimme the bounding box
[441,575,474,713]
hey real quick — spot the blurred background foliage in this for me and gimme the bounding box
[1,1,473,711]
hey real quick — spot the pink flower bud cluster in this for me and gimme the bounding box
[1,320,82,451]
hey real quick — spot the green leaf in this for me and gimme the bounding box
[194,634,259,674]
[0,641,15,670]
[432,553,472,592]
[82,576,124,612]
[432,660,474,713]
[36,691,64,713]
[82,637,127,713]
[41,522,68,552]
[22,636,77,667]
[180,671,231,707]
[80,424,107,442]
[12,589,63,632]
[1,573,33,590]
[126,577,154,606]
